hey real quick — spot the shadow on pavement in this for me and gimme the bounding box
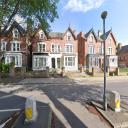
[43,88,88,128]
[40,83,103,105]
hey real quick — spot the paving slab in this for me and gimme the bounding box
[92,102,128,128]
[59,98,109,128]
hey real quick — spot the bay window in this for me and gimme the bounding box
[5,54,22,67]
[65,56,75,66]
[33,57,47,69]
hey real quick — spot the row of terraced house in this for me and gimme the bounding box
[0,21,118,73]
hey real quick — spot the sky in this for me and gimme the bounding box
[50,0,128,45]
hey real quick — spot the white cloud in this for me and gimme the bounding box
[64,0,106,13]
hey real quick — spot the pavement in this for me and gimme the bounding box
[92,101,128,128]
[1,77,128,128]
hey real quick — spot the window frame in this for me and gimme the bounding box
[64,56,75,67]
[40,32,44,39]
[11,41,20,52]
[38,42,46,52]
[67,32,72,41]
[51,44,61,53]
[88,45,94,54]
[33,56,48,69]
[1,41,7,51]
[13,29,19,39]
[108,47,112,55]
[65,44,73,53]
[5,54,22,67]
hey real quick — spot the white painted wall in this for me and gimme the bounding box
[107,56,118,67]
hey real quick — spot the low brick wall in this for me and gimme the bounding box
[26,71,50,78]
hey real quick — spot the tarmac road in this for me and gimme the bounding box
[0,76,128,128]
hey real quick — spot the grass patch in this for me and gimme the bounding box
[119,68,128,72]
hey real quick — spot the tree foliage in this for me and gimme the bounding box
[0,0,59,33]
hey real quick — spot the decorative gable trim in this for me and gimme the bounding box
[63,27,76,40]
[85,28,98,42]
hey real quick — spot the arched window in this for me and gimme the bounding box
[40,32,44,39]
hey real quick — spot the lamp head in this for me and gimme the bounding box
[101,11,107,19]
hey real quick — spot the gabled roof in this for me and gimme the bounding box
[7,21,26,35]
[100,29,111,40]
[1,30,8,36]
[1,21,26,37]
[33,26,76,39]
[34,27,49,38]
[100,29,117,45]
[85,28,98,40]
[118,45,128,54]
[63,27,77,40]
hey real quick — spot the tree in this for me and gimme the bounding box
[0,0,59,34]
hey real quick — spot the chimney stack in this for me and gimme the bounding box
[117,43,122,51]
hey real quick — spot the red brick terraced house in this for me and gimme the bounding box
[77,28,118,72]
[0,21,27,68]
[118,45,128,67]
[31,27,78,71]
[0,21,118,73]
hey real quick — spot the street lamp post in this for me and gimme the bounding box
[101,11,107,111]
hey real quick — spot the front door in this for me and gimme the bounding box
[99,59,102,68]
[57,58,60,68]
[52,58,55,68]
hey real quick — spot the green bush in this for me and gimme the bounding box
[0,63,10,73]
[0,63,2,72]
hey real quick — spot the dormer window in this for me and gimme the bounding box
[40,32,44,39]
[90,35,93,43]
[13,29,19,39]
[1,41,7,51]
[67,32,71,41]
